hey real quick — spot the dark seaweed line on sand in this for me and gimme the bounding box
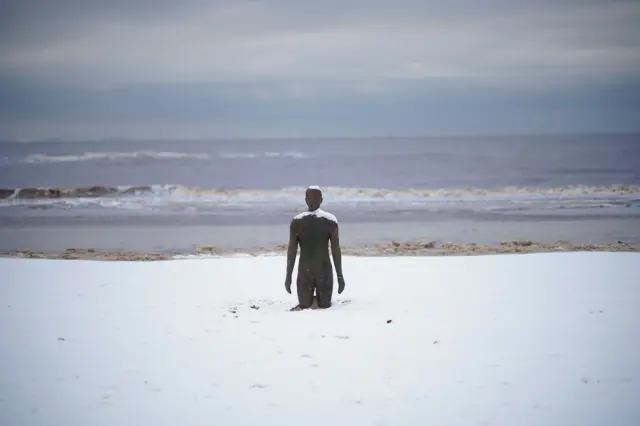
[2,240,638,261]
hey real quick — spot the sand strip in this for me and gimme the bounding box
[1,240,639,261]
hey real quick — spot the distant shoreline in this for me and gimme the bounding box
[2,240,638,261]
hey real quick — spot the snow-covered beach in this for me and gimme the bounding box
[2,252,639,426]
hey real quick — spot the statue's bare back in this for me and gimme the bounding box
[284,186,345,310]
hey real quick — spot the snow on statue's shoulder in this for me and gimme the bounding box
[293,208,338,223]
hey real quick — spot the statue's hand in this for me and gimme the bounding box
[284,276,292,294]
[337,275,345,294]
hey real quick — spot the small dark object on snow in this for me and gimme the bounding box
[250,305,260,310]
[433,340,439,344]
[386,319,392,324]
[58,337,65,341]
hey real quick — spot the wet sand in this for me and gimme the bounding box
[3,240,639,261]
[2,216,639,256]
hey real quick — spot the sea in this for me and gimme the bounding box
[1,134,639,253]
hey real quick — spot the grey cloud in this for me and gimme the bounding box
[2,0,638,85]
[0,0,638,139]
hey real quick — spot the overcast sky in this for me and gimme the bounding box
[1,0,638,140]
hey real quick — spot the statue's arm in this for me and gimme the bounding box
[286,219,298,279]
[329,222,343,278]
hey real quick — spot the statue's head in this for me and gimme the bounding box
[305,185,323,211]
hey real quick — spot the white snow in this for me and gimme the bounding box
[1,253,639,426]
[294,208,338,223]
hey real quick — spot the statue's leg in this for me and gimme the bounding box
[296,269,315,309]
[315,270,334,309]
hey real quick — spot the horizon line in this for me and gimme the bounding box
[2,131,639,143]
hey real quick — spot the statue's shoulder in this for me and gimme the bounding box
[293,209,338,224]
[292,211,308,222]
[317,209,338,224]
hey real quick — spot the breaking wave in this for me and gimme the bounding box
[219,151,309,159]
[22,151,212,164]
[1,184,639,202]
[17,151,309,164]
